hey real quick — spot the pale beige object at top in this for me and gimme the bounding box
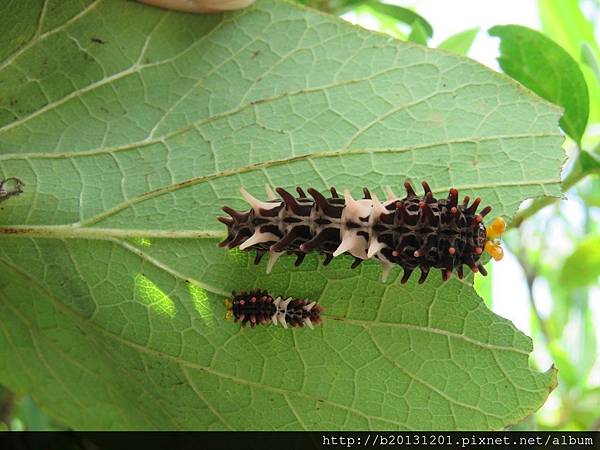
[138,0,255,13]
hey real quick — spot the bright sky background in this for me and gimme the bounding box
[409,0,540,67]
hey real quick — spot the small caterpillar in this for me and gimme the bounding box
[218,182,505,283]
[224,290,323,329]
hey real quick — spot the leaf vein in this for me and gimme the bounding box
[76,134,562,227]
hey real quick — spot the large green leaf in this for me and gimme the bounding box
[489,25,589,145]
[0,0,563,430]
[407,19,429,45]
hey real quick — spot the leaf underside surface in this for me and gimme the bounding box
[0,0,562,430]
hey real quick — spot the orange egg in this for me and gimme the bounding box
[487,217,507,239]
[485,241,504,261]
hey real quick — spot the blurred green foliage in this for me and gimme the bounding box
[490,24,589,144]
[539,0,600,123]
[1,0,598,432]
[438,28,479,55]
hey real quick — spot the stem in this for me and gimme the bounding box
[503,230,552,346]
[510,238,553,346]
[508,232,567,426]
[510,197,557,229]
[523,268,553,347]
[511,149,599,229]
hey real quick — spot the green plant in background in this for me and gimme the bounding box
[0,0,598,431]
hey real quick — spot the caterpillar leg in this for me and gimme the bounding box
[384,186,396,200]
[266,250,283,273]
[264,184,277,201]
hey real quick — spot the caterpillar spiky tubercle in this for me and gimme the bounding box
[218,182,505,283]
[224,290,323,329]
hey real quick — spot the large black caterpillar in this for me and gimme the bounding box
[218,182,505,284]
[224,289,323,329]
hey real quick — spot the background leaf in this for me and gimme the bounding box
[365,1,433,39]
[0,0,564,430]
[407,19,429,45]
[538,0,600,124]
[489,25,589,145]
[581,42,600,85]
[559,235,600,289]
[438,28,479,56]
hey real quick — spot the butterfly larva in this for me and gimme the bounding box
[218,181,505,283]
[224,290,323,329]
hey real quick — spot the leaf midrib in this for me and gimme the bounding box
[0,168,561,236]
[84,173,563,227]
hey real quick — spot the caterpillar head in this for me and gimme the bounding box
[484,217,506,261]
